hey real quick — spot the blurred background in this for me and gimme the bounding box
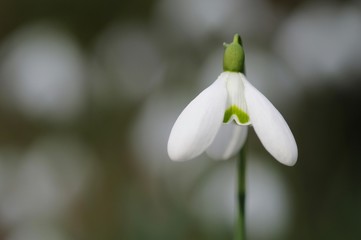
[0,0,360,239]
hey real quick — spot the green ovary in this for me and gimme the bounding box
[223,105,249,124]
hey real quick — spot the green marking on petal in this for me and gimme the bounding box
[223,105,250,124]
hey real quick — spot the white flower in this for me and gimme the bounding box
[167,35,297,166]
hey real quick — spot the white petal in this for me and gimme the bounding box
[243,78,298,166]
[224,72,250,125]
[206,123,248,160]
[167,73,228,161]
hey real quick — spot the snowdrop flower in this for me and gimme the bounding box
[168,34,297,166]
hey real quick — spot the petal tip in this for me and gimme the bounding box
[167,138,190,161]
[275,146,298,167]
[167,151,189,162]
[283,157,297,167]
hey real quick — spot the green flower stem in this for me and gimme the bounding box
[235,145,247,240]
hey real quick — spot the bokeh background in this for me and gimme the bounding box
[0,0,360,239]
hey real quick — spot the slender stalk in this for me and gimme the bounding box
[235,146,247,240]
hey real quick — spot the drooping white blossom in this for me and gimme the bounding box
[167,34,297,166]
